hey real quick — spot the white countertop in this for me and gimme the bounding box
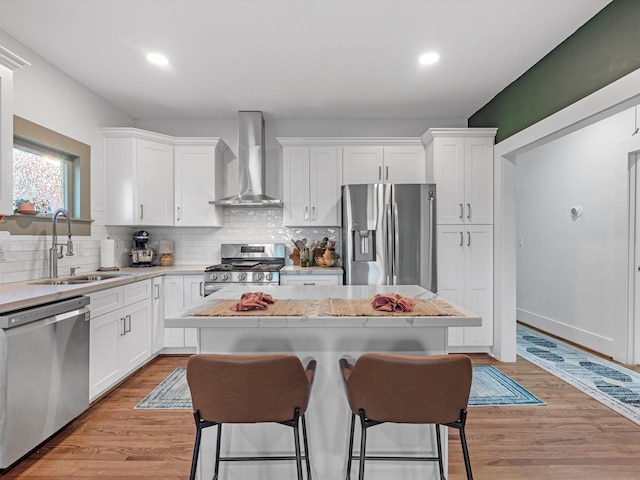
[165,284,481,329]
[0,265,207,314]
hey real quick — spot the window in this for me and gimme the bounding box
[13,140,73,214]
[3,116,91,236]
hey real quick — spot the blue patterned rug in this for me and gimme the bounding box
[517,323,640,425]
[135,365,543,409]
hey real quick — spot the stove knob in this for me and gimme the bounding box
[221,273,230,281]
[265,272,273,281]
[210,273,218,281]
[238,272,247,281]
[255,272,264,282]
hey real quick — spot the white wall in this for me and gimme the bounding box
[0,30,134,283]
[516,107,636,357]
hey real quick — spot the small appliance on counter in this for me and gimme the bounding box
[158,240,174,266]
[129,230,155,267]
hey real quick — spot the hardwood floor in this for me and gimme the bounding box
[3,353,640,479]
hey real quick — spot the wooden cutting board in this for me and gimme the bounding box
[194,299,307,317]
[329,298,460,316]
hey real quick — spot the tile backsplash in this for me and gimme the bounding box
[0,208,341,284]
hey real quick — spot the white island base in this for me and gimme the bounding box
[166,285,481,480]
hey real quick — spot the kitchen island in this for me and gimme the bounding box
[166,285,481,480]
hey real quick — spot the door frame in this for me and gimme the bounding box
[491,68,640,362]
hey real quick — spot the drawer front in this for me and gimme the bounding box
[280,275,342,286]
[89,286,124,317]
[124,279,151,305]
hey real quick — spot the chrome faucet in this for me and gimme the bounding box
[49,208,74,278]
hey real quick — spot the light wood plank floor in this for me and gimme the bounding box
[3,353,640,479]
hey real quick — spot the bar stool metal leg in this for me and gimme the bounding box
[358,410,367,480]
[435,424,445,480]
[301,414,312,480]
[346,413,356,479]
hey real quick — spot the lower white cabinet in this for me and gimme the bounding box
[280,273,343,286]
[89,280,152,400]
[151,276,164,354]
[163,274,203,349]
[436,224,493,348]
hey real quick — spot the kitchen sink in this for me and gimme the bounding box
[31,273,132,285]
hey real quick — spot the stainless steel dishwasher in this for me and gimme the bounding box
[0,295,90,470]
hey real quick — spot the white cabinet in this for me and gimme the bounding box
[0,47,29,215]
[342,142,425,185]
[89,280,152,400]
[174,138,228,227]
[103,128,174,226]
[437,224,493,347]
[163,274,202,349]
[151,276,164,354]
[422,129,496,225]
[281,143,341,226]
[280,273,343,286]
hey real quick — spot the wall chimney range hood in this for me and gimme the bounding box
[212,111,282,207]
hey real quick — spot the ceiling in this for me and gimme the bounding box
[0,0,611,122]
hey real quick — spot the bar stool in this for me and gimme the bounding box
[339,353,473,480]
[186,353,316,480]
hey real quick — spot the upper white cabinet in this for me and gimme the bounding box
[279,139,341,227]
[0,47,29,216]
[342,141,425,185]
[103,128,174,226]
[103,128,227,227]
[174,138,227,227]
[422,128,497,225]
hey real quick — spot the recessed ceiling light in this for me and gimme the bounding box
[419,52,440,66]
[147,52,169,66]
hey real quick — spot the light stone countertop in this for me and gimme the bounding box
[165,284,481,329]
[0,265,207,314]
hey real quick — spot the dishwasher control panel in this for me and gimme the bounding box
[0,296,90,329]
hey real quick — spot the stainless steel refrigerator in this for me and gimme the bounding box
[342,183,436,291]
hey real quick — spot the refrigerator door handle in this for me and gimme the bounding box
[386,203,393,285]
[393,202,399,285]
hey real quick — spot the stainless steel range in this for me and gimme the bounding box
[203,243,286,296]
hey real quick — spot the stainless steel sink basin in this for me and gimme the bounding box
[77,274,128,281]
[32,279,95,285]
[31,273,131,285]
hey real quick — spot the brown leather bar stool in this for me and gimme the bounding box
[339,353,473,480]
[186,353,316,480]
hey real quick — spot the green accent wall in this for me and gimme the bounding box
[468,0,640,143]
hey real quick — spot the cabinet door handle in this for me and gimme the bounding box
[305,206,309,220]
[199,281,204,297]
[120,317,126,336]
[140,204,144,220]
[311,206,316,221]
[385,165,389,181]
[459,203,464,220]
[125,314,132,333]
[467,203,471,220]
[459,231,464,246]
[176,206,181,221]
[154,283,160,300]
[303,282,316,286]
[378,166,382,181]
[467,231,471,247]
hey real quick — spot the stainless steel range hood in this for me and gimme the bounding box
[212,111,282,207]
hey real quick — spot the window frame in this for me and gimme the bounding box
[1,116,91,236]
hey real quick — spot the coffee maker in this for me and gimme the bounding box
[130,230,155,267]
